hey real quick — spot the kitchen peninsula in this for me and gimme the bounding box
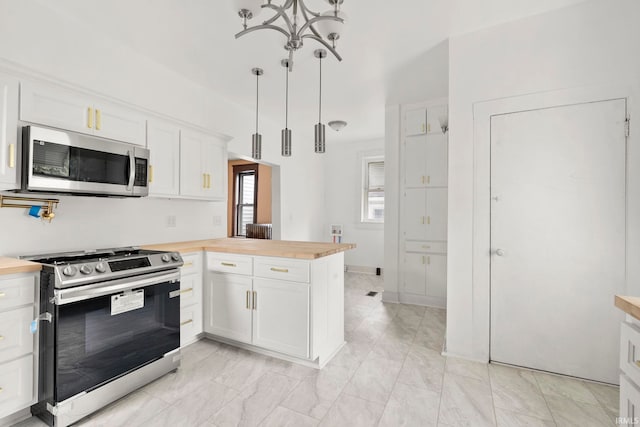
[143,238,355,368]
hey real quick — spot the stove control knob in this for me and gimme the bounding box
[161,254,171,263]
[79,265,93,275]
[95,262,107,273]
[62,266,78,277]
[171,253,180,261]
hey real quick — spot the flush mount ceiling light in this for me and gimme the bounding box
[328,120,347,131]
[234,0,347,70]
[251,67,264,160]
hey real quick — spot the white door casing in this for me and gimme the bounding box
[490,99,626,384]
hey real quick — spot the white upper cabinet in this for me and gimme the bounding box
[20,81,146,145]
[405,107,427,136]
[426,105,447,135]
[180,129,226,200]
[0,74,19,189]
[146,119,180,197]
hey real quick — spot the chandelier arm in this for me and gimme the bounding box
[298,0,321,17]
[261,3,295,33]
[297,15,343,39]
[299,6,323,39]
[235,24,291,40]
[302,35,343,61]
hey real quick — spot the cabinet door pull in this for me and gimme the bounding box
[8,144,15,169]
[179,288,193,294]
[246,290,250,309]
[148,165,153,183]
[422,256,426,265]
[0,335,4,341]
[96,109,102,130]
[427,123,431,133]
[87,107,94,129]
[183,262,193,268]
[0,292,5,298]
[422,245,431,249]
[203,173,207,188]
[253,291,257,310]
[427,256,431,265]
[207,174,211,189]
[221,262,236,267]
[426,175,431,185]
[421,216,425,225]
[635,360,640,368]
[421,123,425,133]
[427,216,431,225]
[180,319,193,327]
[270,267,289,273]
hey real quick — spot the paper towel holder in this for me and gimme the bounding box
[0,195,59,222]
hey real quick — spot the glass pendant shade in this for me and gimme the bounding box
[281,128,292,157]
[252,133,262,160]
[234,0,263,17]
[314,123,326,153]
[316,10,348,40]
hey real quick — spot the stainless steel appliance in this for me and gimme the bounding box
[23,248,183,427]
[21,125,149,197]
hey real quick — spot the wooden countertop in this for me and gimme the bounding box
[142,238,356,260]
[0,257,42,275]
[616,295,640,321]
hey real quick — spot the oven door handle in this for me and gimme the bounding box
[54,270,180,305]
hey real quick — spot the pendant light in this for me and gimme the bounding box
[251,67,263,160]
[314,49,327,153]
[281,59,292,157]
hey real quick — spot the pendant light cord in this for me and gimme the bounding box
[285,65,289,128]
[319,55,322,123]
[255,72,259,133]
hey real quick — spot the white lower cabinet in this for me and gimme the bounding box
[179,252,203,347]
[402,245,447,307]
[252,278,309,359]
[204,252,343,365]
[206,273,252,344]
[0,272,38,420]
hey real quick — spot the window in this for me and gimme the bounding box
[362,157,384,223]
[233,164,258,236]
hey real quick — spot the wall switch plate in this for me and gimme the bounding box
[167,215,177,228]
[212,216,221,226]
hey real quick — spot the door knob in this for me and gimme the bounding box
[494,249,505,256]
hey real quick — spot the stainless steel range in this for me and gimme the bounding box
[22,247,183,427]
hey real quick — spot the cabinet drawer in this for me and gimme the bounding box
[180,273,202,308]
[620,374,640,420]
[181,252,202,275]
[0,275,36,312]
[0,306,34,364]
[405,241,447,254]
[207,253,253,276]
[254,257,310,283]
[180,304,203,347]
[0,354,34,418]
[620,321,640,385]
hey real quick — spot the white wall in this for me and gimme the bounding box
[324,138,384,269]
[446,0,640,360]
[0,1,325,255]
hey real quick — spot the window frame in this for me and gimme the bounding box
[361,155,385,224]
[232,164,259,236]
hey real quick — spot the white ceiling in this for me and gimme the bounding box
[49,0,586,142]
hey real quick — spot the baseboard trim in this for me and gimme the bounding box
[382,291,399,303]
[440,351,489,364]
[398,293,446,309]
[345,265,383,276]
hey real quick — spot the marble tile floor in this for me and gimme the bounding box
[14,272,618,427]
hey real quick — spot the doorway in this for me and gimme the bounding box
[489,99,627,384]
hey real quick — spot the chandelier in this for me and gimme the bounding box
[233,0,346,70]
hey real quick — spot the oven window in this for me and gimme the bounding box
[54,281,180,402]
[33,141,130,185]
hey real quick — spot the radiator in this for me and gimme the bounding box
[246,223,272,239]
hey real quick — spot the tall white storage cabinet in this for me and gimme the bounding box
[399,103,448,308]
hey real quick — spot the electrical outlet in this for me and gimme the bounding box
[167,215,177,228]
[212,215,222,226]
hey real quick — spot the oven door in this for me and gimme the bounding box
[53,270,180,402]
[23,125,149,197]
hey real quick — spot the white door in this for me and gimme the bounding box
[425,188,448,241]
[205,273,252,344]
[252,278,309,359]
[490,99,627,384]
[403,252,427,295]
[405,108,427,136]
[425,254,447,299]
[179,130,205,198]
[404,136,428,187]
[147,120,180,197]
[403,189,427,240]
[202,137,226,200]
[93,100,146,145]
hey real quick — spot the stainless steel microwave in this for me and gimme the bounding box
[21,125,149,197]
